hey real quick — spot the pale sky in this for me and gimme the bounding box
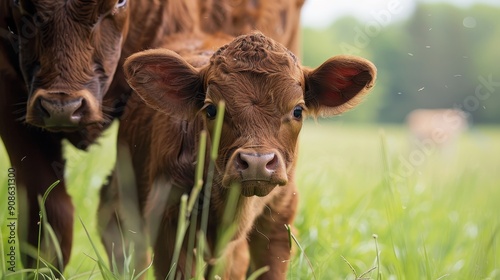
[301,0,500,28]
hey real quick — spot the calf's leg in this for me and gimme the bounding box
[1,126,73,274]
[98,145,149,275]
[98,170,128,272]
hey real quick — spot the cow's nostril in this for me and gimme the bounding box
[37,98,51,118]
[72,98,85,119]
[265,153,278,171]
[235,153,249,171]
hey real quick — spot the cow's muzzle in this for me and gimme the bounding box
[224,148,288,197]
[26,89,102,131]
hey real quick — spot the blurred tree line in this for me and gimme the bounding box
[301,3,500,124]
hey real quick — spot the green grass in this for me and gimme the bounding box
[1,121,500,279]
[292,123,500,279]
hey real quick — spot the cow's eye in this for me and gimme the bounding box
[206,104,217,119]
[116,0,127,8]
[292,105,303,120]
[13,0,19,7]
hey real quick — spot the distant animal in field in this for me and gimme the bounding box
[406,109,468,149]
[100,31,376,279]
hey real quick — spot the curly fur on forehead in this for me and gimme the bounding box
[208,32,298,75]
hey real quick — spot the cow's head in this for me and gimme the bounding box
[124,33,376,197]
[8,0,130,131]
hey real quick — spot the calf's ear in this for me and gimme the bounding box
[124,49,203,116]
[304,55,376,116]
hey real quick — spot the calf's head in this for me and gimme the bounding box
[8,0,130,130]
[124,33,376,197]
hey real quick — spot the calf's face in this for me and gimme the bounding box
[8,0,130,130]
[124,33,376,197]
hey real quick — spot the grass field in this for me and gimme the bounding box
[1,121,500,279]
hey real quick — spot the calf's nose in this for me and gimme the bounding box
[235,152,279,180]
[39,95,84,127]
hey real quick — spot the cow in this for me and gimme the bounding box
[0,0,201,273]
[104,32,376,279]
[406,108,468,150]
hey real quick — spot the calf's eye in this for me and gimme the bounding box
[116,0,127,8]
[292,105,303,119]
[206,104,217,119]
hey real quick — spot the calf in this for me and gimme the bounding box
[110,32,376,279]
[407,108,468,149]
[0,0,199,272]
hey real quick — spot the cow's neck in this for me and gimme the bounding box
[202,187,274,265]
[124,0,200,58]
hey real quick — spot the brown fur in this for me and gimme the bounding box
[198,0,305,55]
[1,0,305,274]
[109,32,376,279]
[0,0,200,273]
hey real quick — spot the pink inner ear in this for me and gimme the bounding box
[333,68,360,90]
[317,68,361,107]
[143,63,195,102]
[318,90,343,107]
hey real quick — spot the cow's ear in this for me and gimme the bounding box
[304,55,376,116]
[124,49,203,116]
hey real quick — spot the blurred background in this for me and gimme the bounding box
[299,0,500,124]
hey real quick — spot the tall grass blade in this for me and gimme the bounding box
[41,180,60,206]
[110,242,119,278]
[38,258,61,279]
[187,131,207,215]
[132,259,153,280]
[287,224,316,280]
[166,102,224,279]
[195,231,208,280]
[215,184,240,255]
[342,255,358,277]
[200,102,225,237]
[373,234,381,280]
[168,194,188,280]
[79,217,113,280]
[246,266,270,280]
[42,222,63,273]
[185,205,199,278]
[208,185,241,279]
[209,101,225,161]
[198,101,225,277]
[358,266,377,280]
[35,180,64,278]
[184,130,207,277]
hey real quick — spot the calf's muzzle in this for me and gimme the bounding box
[226,148,288,197]
[27,89,102,130]
[236,152,279,181]
[39,95,84,127]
